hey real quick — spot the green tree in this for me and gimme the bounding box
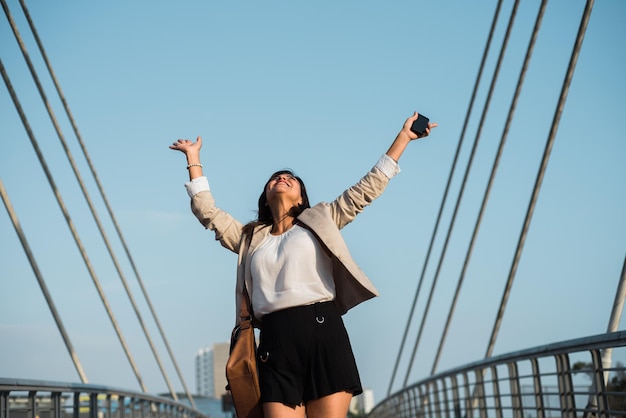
[572,361,626,412]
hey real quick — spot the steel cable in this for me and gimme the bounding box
[485,0,596,360]
[16,0,196,406]
[0,148,88,382]
[430,0,548,375]
[402,0,521,387]
[1,0,149,393]
[386,0,505,396]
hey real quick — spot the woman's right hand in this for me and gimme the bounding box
[170,136,204,180]
[170,136,203,157]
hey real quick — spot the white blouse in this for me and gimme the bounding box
[182,153,401,318]
[249,224,335,317]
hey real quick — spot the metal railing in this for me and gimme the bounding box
[370,331,626,418]
[0,379,208,418]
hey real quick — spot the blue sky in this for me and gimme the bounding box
[1,0,625,405]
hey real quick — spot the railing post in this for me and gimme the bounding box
[462,371,472,418]
[116,395,123,418]
[583,349,611,418]
[489,365,503,418]
[473,368,486,418]
[51,392,62,418]
[103,394,110,418]
[1,391,8,418]
[131,398,137,418]
[530,357,545,418]
[440,377,450,418]
[507,362,523,418]
[27,391,36,418]
[401,387,408,417]
[89,393,98,418]
[556,353,576,417]
[432,380,442,418]
[416,385,424,418]
[449,375,461,418]
[73,392,80,418]
[423,382,433,417]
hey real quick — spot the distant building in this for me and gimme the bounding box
[350,388,375,415]
[195,343,230,398]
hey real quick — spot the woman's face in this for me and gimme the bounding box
[265,172,303,206]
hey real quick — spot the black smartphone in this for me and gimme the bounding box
[410,114,430,137]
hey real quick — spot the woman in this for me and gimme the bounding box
[170,112,437,418]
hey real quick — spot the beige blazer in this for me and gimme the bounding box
[190,164,391,324]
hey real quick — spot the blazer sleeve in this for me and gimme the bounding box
[327,165,391,230]
[190,190,244,254]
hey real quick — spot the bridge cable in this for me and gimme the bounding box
[0,52,141,388]
[606,254,626,335]
[401,0,521,388]
[1,0,150,393]
[0,173,88,382]
[385,0,504,396]
[485,0,595,360]
[430,0,548,375]
[17,0,196,406]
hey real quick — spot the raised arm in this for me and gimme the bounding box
[169,135,245,253]
[386,112,438,162]
[169,136,204,180]
[327,112,438,228]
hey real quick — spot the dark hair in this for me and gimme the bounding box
[243,169,311,234]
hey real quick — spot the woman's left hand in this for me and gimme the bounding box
[403,112,438,140]
[385,112,438,162]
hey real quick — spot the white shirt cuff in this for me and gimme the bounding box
[185,176,210,198]
[376,154,401,179]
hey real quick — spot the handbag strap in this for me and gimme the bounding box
[239,230,254,323]
[240,285,252,322]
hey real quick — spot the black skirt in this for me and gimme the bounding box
[257,301,363,407]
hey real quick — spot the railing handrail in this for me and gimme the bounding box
[389,330,626,398]
[0,378,207,418]
[373,330,626,417]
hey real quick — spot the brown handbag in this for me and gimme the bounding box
[225,286,263,418]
